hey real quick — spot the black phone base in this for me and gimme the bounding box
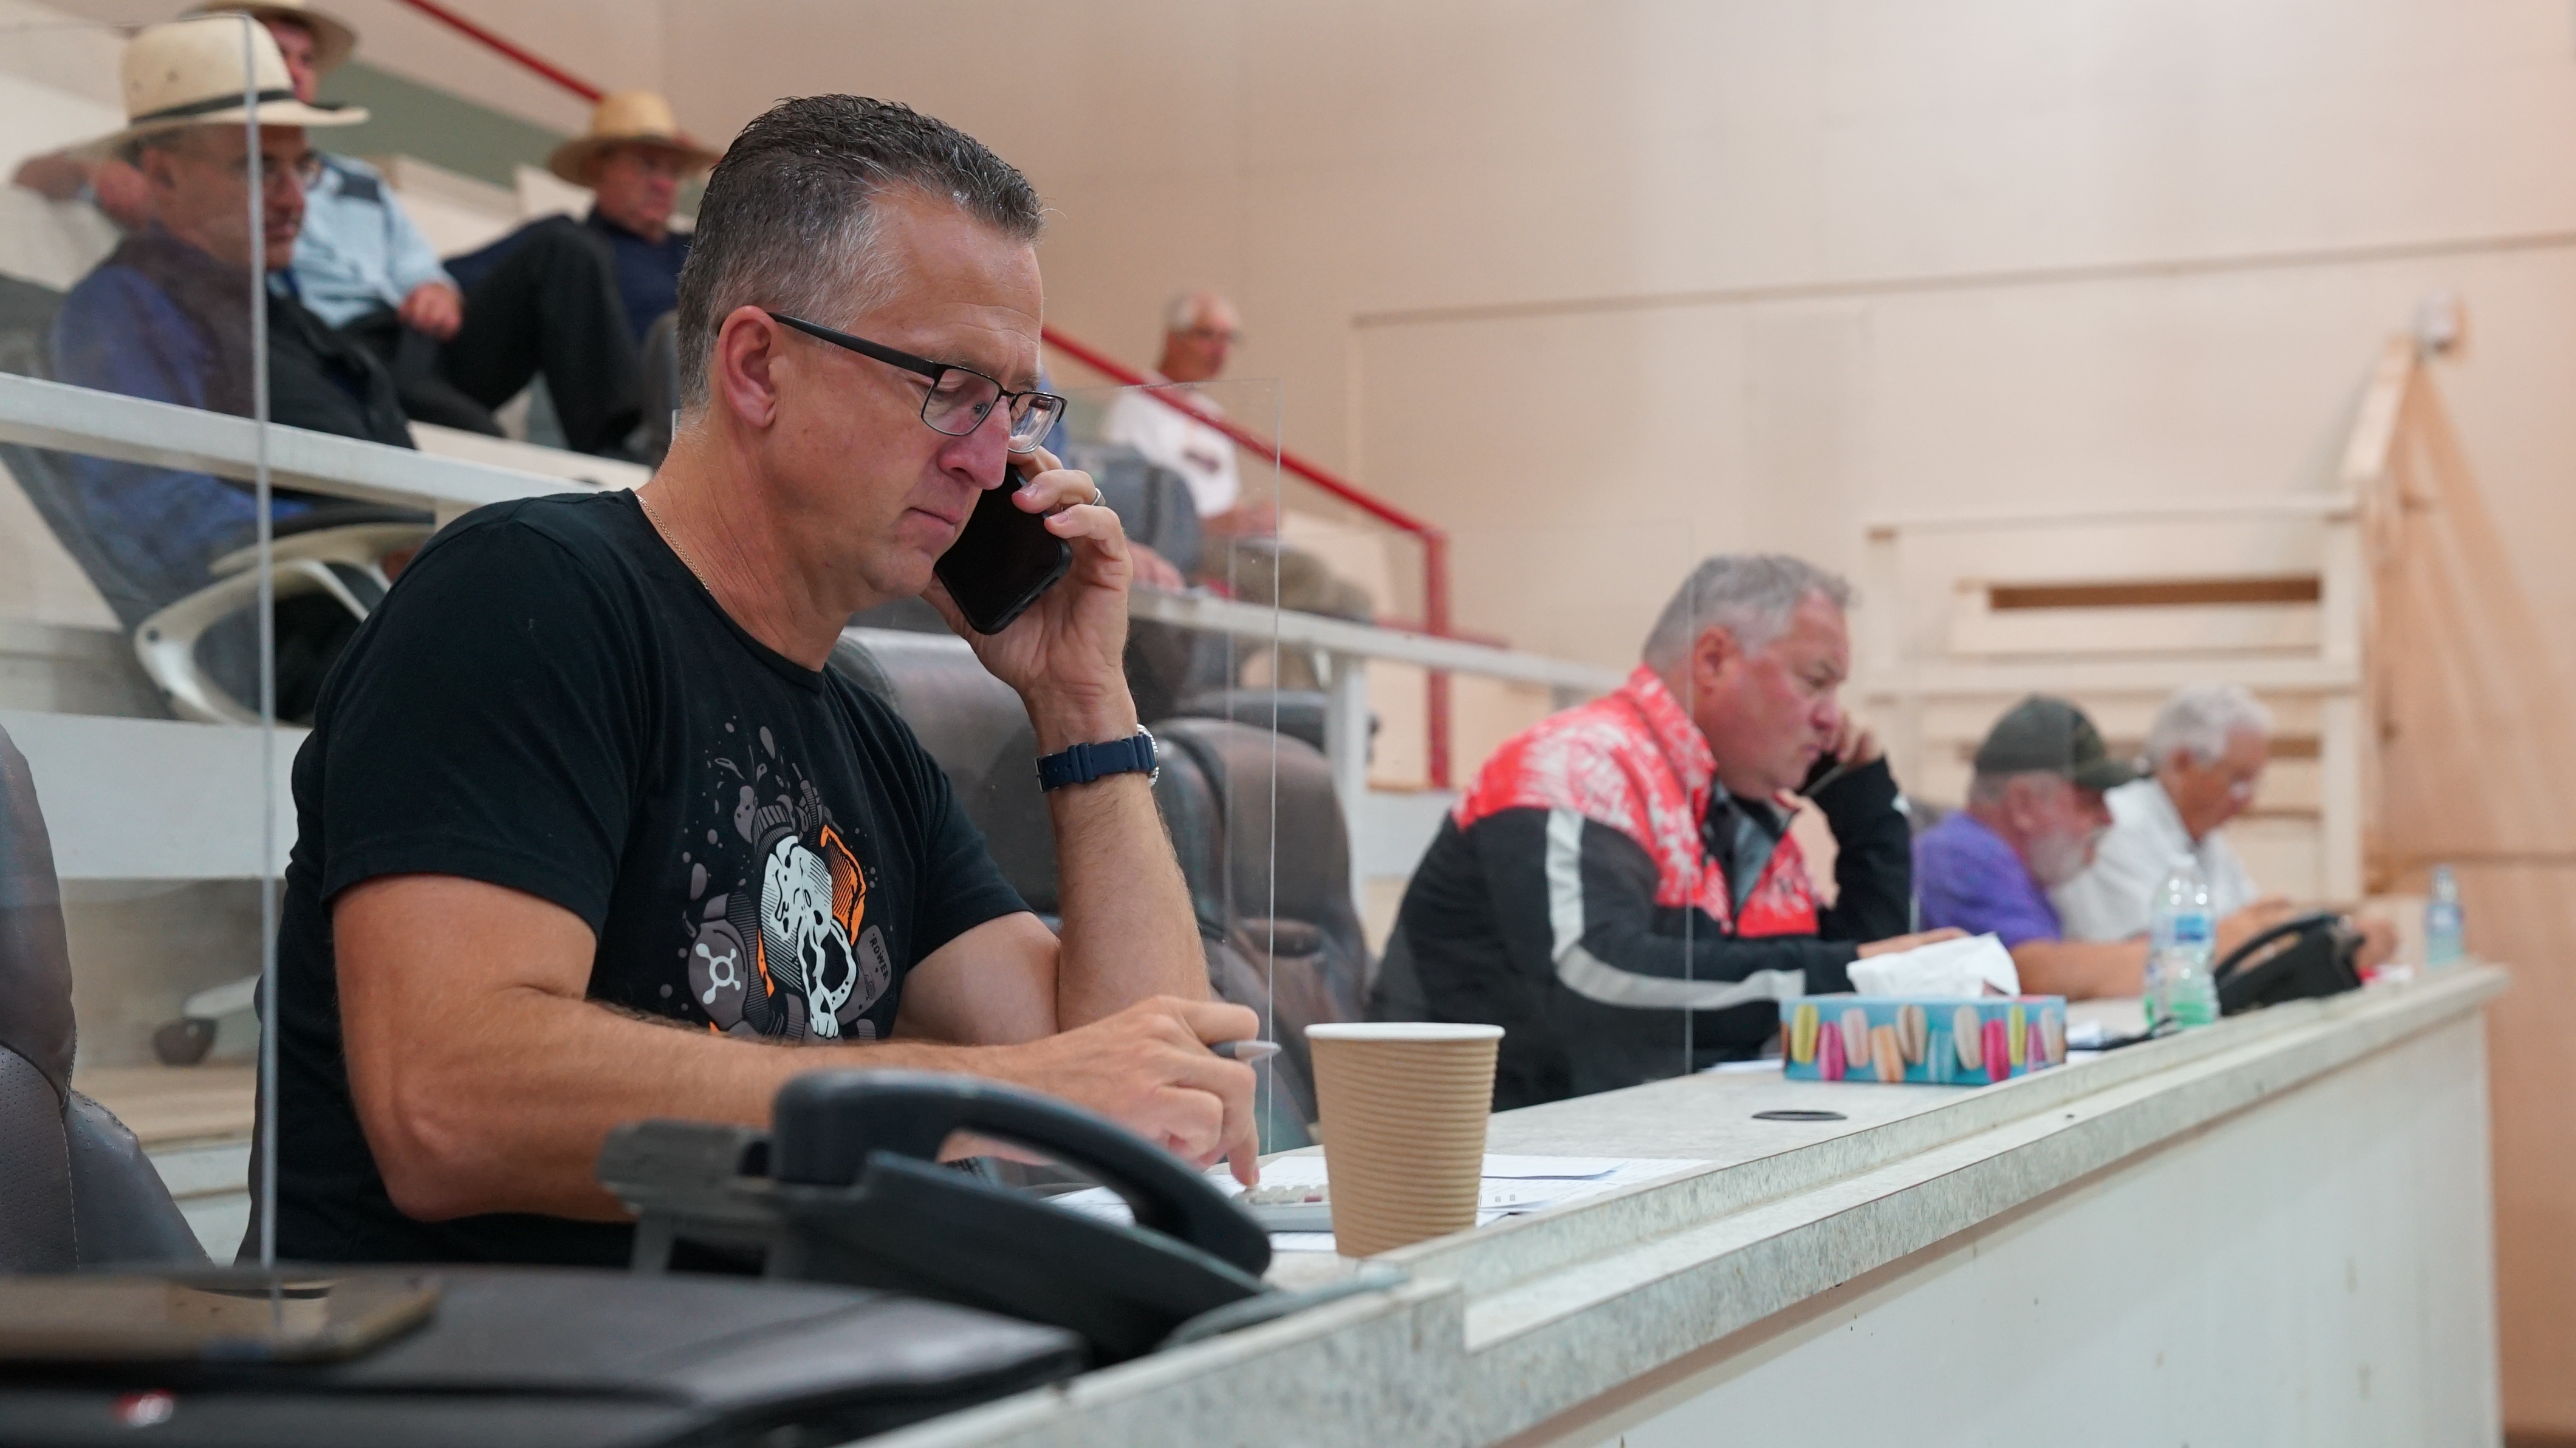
[600,1071,1274,1364]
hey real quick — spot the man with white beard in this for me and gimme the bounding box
[1912,695,2282,999]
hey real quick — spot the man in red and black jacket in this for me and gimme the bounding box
[1372,555,1959,1108]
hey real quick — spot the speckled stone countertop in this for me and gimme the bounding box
[875,968,2505,1448]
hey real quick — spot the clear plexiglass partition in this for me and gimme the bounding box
[1049,377,1312,1149]
[2,11,295,1265]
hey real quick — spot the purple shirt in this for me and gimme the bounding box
[1912,811,2061,946]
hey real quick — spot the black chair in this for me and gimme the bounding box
[0,724,205,1271]
[826,635,1368,1138]
[634,310,679,465]
[1165,688,1337,756]
[1150,719,1371,1130]
[831,629,1059,913]
[1059,440,1201,582]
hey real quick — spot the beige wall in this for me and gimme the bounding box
[21,0,2576,1424]
[635,1,2576,689]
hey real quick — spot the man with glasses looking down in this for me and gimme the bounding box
[1371,555,1962,1108]
[2047,685,2396,971]
[269,95,1260,1266]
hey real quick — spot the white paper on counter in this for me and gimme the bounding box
[1846,931,2020,997]
[1052,1155,1707,1254]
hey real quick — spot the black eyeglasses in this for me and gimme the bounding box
[767,312,1066,454]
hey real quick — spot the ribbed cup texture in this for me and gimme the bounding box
[1309,1034,1498,1257]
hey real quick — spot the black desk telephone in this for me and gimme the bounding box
[2212,911,2365,1016]
[598,1071,1275,1364]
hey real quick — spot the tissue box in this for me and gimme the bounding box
[1780,996,2067,1084]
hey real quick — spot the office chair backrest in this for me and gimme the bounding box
[1149,719,1369,1123]
[0,723,83,1269]
[1060,441,1201,578]
[831,629,1057,913]
[1165,688,1334,756]
[636,311,680,465]
[824,636,1368,1130]
[0,724,204,1269]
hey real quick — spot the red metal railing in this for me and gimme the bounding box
[1036,331,1454,785]
[382,0,1458,785]
[389,0,605,102]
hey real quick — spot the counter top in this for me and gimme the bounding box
[880,968,2505,1448]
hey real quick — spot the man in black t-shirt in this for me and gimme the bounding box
[270,96,1259,1266]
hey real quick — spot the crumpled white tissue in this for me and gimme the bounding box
[1846,931,2020,998]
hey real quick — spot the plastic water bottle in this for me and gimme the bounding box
[2145,857,2220,1030]
[2425,864,2464,970]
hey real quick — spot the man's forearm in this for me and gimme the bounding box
[354,992,1016,1223]
[1812,760,1913,941]
[2009,938,2148,1000]
[1045,770,1207,1026]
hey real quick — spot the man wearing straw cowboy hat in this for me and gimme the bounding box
[47,15,413,631]
[12,1,352,238]
[448,90,719,355]
[557,90,718,343]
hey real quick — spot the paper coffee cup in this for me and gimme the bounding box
[1304,1022,1502,1257]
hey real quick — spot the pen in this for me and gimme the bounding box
[1210,1039,1281,1062]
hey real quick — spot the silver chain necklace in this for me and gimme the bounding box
[634,487,708,589]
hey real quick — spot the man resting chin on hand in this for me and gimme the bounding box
[1371,555,1958,1110]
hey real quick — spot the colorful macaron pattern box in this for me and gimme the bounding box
[1780,996,2068,1084]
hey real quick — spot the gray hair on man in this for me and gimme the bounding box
[672,95,1045,412]
[1164,290,1230,332]
[1640,554,1852,672]
[2145,684,2273,767]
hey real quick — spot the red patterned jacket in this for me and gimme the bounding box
[1372,666,1914,1108]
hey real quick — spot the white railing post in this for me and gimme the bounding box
[1324,652,1372,920]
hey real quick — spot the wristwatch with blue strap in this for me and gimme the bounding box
[1036,729,1159,792]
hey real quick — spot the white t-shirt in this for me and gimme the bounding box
[1101,382,1240,517]
[2050,777,2259,941]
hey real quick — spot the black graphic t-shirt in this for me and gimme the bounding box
[269,490,1026,1266]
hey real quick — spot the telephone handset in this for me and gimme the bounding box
[600,1071,1269,1364]
[2210,911,2364,1016]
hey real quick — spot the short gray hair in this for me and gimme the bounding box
[1641,554,1852,671]
[1163,290,1231,332]
[674,95,1044,412]
[2146,684,2273,766]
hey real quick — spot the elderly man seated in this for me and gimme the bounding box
[1100,291,1372,679]
[2052,685,2278,938]
[1372,555,1959,1108]
[48,19,409,623]
[1914,695,2295,998]
[2053,684,2397,968]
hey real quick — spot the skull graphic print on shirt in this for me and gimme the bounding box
[684,723,897,1043]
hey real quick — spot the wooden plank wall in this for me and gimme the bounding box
[2372,367,2576,1433]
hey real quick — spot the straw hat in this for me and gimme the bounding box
[181,0,359,75]
[96,15,366,152]
[547,90,720,185]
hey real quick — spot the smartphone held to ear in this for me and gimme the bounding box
[934,477,1072,635]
